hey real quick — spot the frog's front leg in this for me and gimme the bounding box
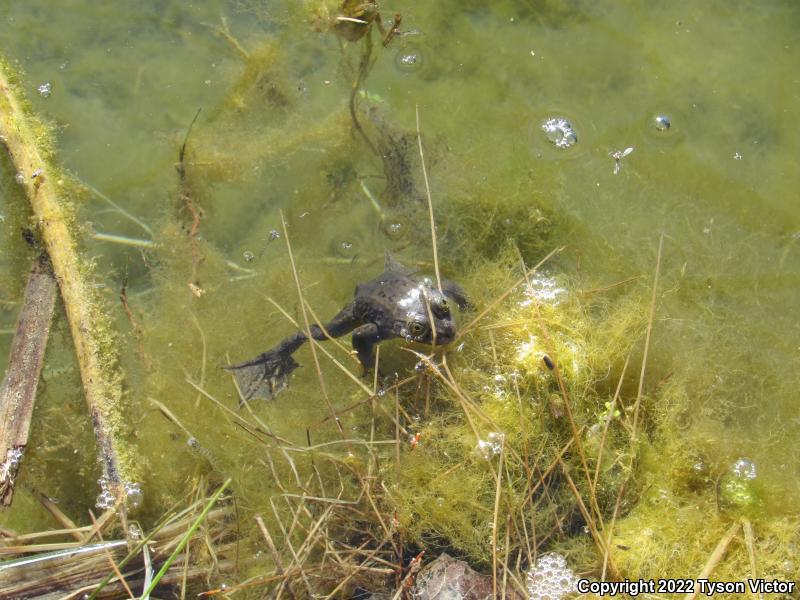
[352,323,381,374]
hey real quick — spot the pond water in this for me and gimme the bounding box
[1,0,798,596]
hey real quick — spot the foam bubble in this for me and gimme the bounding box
[526,553,577,600]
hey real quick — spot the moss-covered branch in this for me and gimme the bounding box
[0,56,138,505]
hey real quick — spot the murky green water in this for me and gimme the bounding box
[1,0,798,595]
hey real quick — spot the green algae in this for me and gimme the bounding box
[0,1,798,597]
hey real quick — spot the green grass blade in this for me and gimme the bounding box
[139,478,231,599]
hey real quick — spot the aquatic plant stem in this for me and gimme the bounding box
[592,355,630,493]
[139,478,231,600]
[684,521,740,600]
[492,438,505,598]
[88,510,135,599]
[348,33,379,156]
[415,104,442,292]
[632,233,663,438]
[742,518,758,593]
[255,515,297,600]
[279,210,345,438]
[0,57,135,502]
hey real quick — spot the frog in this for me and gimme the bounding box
[225,253,467,403]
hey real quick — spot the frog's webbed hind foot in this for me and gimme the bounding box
[224,351,300,404]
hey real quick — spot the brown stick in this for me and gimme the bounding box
[0,257,57,506]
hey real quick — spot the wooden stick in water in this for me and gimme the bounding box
[0,257,57,506]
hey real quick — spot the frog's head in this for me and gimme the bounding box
[403,287,458,346]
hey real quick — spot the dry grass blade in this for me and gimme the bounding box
[256,515,297,600]
[0,257,57,506]
[492,437,505,598]
[88,510,135,599]
[280,210,345,438]
[415,104,442,292]
[140,478,231,599]
[742,518,758,598]
[684,521,740,600]
[558,457,617,578]
[603,236,665,579]
[632,233,664,437]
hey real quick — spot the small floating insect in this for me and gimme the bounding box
[609,146,634,175]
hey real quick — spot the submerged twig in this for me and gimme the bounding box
[0,257,57,506]
[79,179,154,238]
[684,521,740,600]
[91,232,156,249]
[176,108,204,285]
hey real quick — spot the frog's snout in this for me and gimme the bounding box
[433,321,457,345]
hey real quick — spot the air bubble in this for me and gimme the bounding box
[95,478,117,510]
[719,457,759,513]
[654,114,671,131]
[381,216,408,240]
[124,481,143,510]
[37,82,52,98]
[541,117,578,149]
[476,432,505,460]
[732,457,757,480]
[243,250,255,262]
[394,45,425,73]
[334,239,356,258]
[14,172,25,185]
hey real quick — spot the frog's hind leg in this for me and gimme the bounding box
[225,303,358,404]
[225,350,300,404]
[352,323,381,374]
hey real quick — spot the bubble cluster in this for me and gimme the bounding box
[719,457,759,513]
[37,82,52,98]
[243,250,255,262]
[128,523,143,540]
[476,432,505,460]
[95,477,116,510]
[541,117,578,149]
[518,274,567,308]
[526,553,577,600]
[0,447,24,480]
[124,481,143,510]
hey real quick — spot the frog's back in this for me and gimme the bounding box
[354,269,417,334]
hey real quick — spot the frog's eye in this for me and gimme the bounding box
[438,298,450,314]
[408,321,427,337]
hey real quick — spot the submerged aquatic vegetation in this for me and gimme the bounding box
[1,1,798,597]
[388,247,649,566]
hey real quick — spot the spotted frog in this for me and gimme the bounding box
[226,253,467,402]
